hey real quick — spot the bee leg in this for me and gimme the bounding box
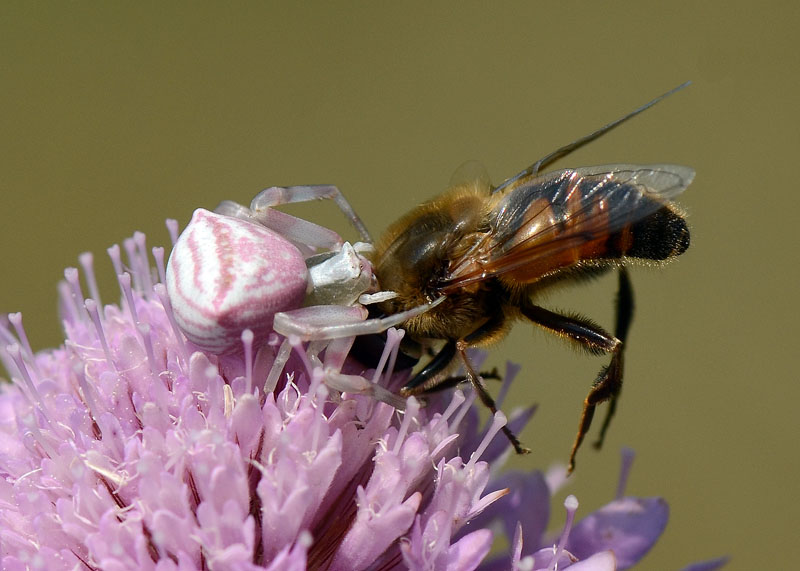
[400,346,530,454]
[519,303,623,473]
[400,340,457,393]
[593,267,634,450]
[455,342,530,455]
[410,367,502,394]
[456,312,530,453]
[400,310,505,393]
[454,313,529,454]
[401,314,528,454]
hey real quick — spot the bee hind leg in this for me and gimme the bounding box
[520,272,632,473]
[592,267,634,451]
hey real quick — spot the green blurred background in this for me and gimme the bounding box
[2,3,797,569]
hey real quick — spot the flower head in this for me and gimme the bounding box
[0,207,724,570]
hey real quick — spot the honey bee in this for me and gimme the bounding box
[364,83,694,472]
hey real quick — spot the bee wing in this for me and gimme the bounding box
[442,164,694,289]
[449,160,492,191]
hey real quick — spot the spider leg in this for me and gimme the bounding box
[273,296,445,341]
[251,185,372,242]
[216,184,371,252]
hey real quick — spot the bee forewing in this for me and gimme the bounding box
[449,159,492,191]
[492,81,692,195]
[490,164,694,248]
[443,164,694,289]
[571,164,695,201]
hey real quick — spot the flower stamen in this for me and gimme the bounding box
[137,322,159,377]
[152,246,167,287]
[64,267,90,325]
[549,494,579,571]
[616,446,635,500]
[118,273,139,326]
[468,410,507,470]
[133,231,153,293]
[153,283,188,364]
[8,312,36,369]
[449,385,478,435]
[242,328,254,394]
[165,218,179,245]
[79,251,103,307]
[393,396,420,455]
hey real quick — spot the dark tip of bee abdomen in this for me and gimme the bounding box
[625,207,690,261]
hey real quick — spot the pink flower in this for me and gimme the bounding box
[0,207,723,570]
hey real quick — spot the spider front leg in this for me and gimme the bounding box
[272,296,445,341]
[216,184,371,252]
[252,185,372,242]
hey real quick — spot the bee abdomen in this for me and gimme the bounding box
[619,206,690,261]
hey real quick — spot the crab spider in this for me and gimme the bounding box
[164,184,435,410]
[213,184,442,345]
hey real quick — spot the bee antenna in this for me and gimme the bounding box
[493,81,691,194]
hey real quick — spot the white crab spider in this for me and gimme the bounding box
[213,184,442,343]
[166,184,437,408]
